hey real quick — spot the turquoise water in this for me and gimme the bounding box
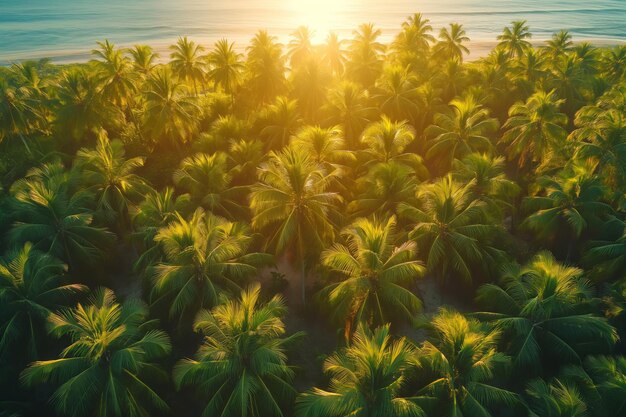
[0,0,624,64]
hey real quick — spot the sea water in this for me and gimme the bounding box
[0,0,624,65]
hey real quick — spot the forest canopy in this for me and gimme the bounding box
[1,15,626,417]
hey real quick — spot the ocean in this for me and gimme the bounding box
[0,0,624,65]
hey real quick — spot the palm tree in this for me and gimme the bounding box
[245,30,287,104]
[544,30,574,60]
[250,146,341,303]
[319,216,425,339]
[500,89,568,170]
[392,13,434,67]
[21,288,171,417]
[347,23,385,87]
[373,65,422,124]
[475,252,618,374]
[289,125,354,168]
[9,162,115,269]
[296,324,424,417]
[291,56,332,119]
[131,187,191,273]
[582,219,626,282]
[151,208,266,320]
[525,377,588,417]
[572,105,626,191]
[452,153,520,220]
[360,116,426,174]
[172,152,248,219]
[169,36,205,94]
[497,20,532,58]
[288,26,315,68]
[174,284,301,417]
[415,309,518,417]
[321,32,346,77]
[0,76,40,155]
[425,95,499,170]
[91,40,137,110]
[75,131,148,230]
[259,96,303,149]
[54,68,121,143]
[324,81,373,147]
[399,175,501,285]
[522,167,613,255]
[601,45,626,82]
[349,162,419,217]
[143,67,198,147]
[206,39,244,94]
[128,44,159,78]
[432,23,470,62]
[0,243,85,361]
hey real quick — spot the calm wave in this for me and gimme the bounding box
[0,0,624,65]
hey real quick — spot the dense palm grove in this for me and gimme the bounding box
[1,14,626,417]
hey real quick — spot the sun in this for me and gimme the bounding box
[285,0,354,43]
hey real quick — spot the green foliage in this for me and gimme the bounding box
[297,324,424,417]
[21,288,171,417]
[175,284,301,417]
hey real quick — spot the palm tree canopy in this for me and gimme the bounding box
[296,324,424,417]
[174,283,302,417]
[21,288,171,417]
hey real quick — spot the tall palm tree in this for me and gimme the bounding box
[174,284,301,417]
[321,32,346,77]
[324,81,373,147]
[475,252,618,374]
[500,89,569,169]
[452,153,520,220]
[525,377,588,417]
[288,26,315,68]
[347,23,385,87]
[400,175,500,284]
[172,152,248,219]
[143,67,198,147]
[319,216,425,339]
[169,36,205,94]
[131,187,191,273]
[415,309,518,417]
[0,243,85,361]
[0,76,40,155]
[572,105,626,191]
[496,20,532,58]
[583,219,626,282]
[432,23,470,62]
[75,131,148,230]
[289,125,354,168]
[21,288,171,417]
[296,324,424,417]
[544,30,574,60]
[9,162,115,269]
[373,65,422,124]
[349,162,419,217]
[522,167,613,254]
[54,68,121,142]
[426,95,499,170]
[392,13,434,65]
[206,38,244,94]
[290,56,332,120]
[128,44,159,78]
[259,96,303,149]
[245,30,286,104]
[250,146,341,303]
[360,116,426,174]
[151,208,266,320]
[91,40,137,110]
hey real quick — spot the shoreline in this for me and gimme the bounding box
[1,36,624,67]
